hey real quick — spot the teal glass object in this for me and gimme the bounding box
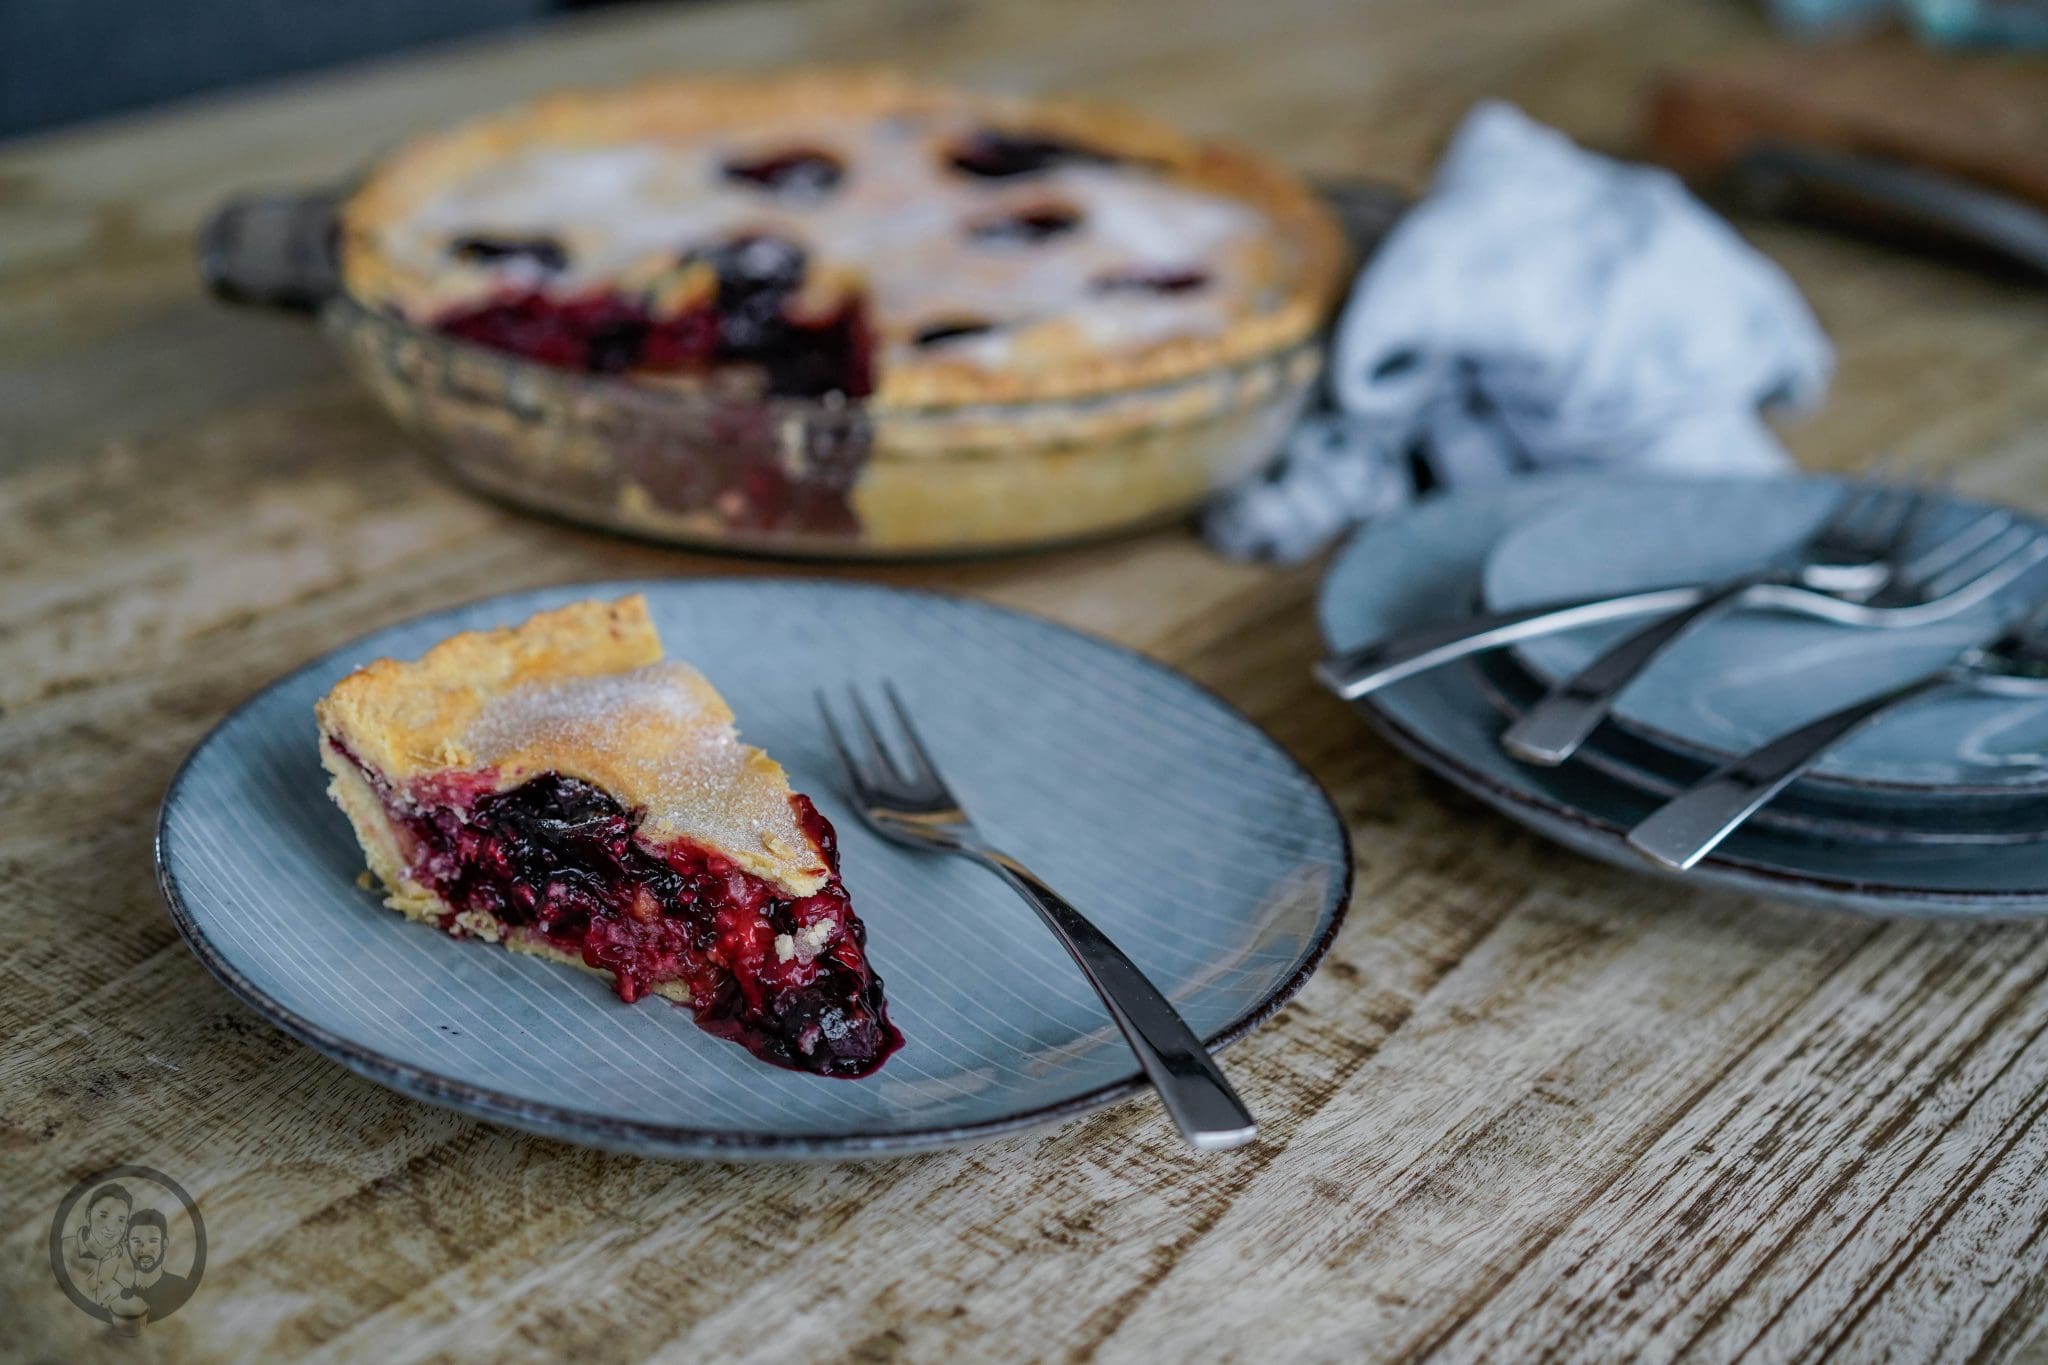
[1910,0,2048,46]
[1766,0,1896,34]
[1769,0,2048,45]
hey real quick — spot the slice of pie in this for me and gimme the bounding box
[314,594,900,1077]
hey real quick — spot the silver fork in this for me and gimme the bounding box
[818,684,1258,1152]
[1315,481,2037,703]
[1501,493,2047,765]
[1627,591,2048,871]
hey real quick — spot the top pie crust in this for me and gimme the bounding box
[313,595,829,897]
[340,69,1346,406]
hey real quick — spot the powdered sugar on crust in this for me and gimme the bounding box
[380,119,1269,364]
[463,662,828,894]
[342,68,1348,413]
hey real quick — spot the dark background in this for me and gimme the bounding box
[0,0,643,138]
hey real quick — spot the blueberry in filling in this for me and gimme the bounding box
[947,128,1114,179]
[378,767,899,1077]
[694,235,811,354]
[722,148,845,198]
[688,234,873,398]
[449,235,570,272]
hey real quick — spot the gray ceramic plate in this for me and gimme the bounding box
[1484,478,2048,793]
[1320,476,2048,917]
[157,581,1352,1159]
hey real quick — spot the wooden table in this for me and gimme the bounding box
[7,0,2048,1359]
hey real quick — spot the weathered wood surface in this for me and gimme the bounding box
[6,0,2048,1360]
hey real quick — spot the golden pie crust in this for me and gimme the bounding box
[340,69,1345,407]
[314,594,829,899]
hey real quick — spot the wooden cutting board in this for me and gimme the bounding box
[1650,34,2048,221]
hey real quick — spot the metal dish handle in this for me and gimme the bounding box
[198,187,346,312]
[1730,142,2048,280]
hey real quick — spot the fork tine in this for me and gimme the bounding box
[881,681,942,785]
[847,686,906,785]
[1921,526,2048,601]
[1894,510,2013,590]
[816,692,862,787]
[1832,455,1917,536]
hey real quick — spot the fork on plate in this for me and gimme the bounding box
[1500,482,2048,765]
[1315,478,2044,703]
[818,683,1258,1153]
[1626,591,2048,871]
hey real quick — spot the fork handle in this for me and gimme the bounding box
[1502,577,1762,766]
[1625,670,1959,872]
[1315,586,1708,701]
[975,848,1258,1151]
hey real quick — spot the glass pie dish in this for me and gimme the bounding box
[322,292,1323,557]
[200,89,1393,559]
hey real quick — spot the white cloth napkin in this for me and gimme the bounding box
[1205,101,1835,562]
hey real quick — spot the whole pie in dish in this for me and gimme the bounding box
[314,594,900,1077]
[340,70,1344,408]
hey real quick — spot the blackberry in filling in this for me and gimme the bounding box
[947,128,1115,179]
[379,767,900,1077]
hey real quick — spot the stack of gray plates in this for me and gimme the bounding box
[1317,475,2048,916]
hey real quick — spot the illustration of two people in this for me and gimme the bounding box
[62,1182,193,1329]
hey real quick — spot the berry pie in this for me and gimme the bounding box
[340,70,1344,407]
[314,595,900,1077]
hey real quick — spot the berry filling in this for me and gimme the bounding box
[722,148,845,198]
[352,759,899,1077]
[431,233,873,399]
[436,291,684,374]
[688,235,874,398]
[947,128,1115,179]
[449,234,570,273]
[968,203,1082,245]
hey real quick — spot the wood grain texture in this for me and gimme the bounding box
[1648,36,2048,213]
[5,0,2048,1360]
